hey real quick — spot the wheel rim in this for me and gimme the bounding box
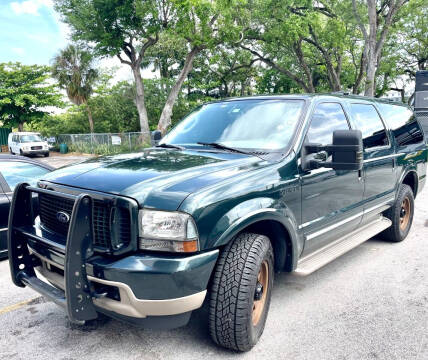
[399,197,411,230]
[252,260,269,327]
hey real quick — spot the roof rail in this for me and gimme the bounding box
[330,91,350,96]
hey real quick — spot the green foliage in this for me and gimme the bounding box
[0,62,62,130]
[7,0,426,143]
[52,44,98,106]
[31,74,207,136]
[67,141,149,156]
[54,0,160,58]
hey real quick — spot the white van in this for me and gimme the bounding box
[8,132,49,157]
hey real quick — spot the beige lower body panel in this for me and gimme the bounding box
[34,254,206,319]
[87,276,206,318]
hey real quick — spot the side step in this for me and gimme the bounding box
[294,216,392,276]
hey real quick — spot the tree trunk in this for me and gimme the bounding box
[363,0,377,96]
[364,58,377,96]
[294,39,316,93]
[85,101,94,133]
[18,122,24,131]
[157,47,200,135]
[132,65,150,136]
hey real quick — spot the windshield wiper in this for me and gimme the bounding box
[197,142,265,160]
[156,143,185,150]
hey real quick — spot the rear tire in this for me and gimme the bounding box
[209,233,274,352]
[380,184,414,242]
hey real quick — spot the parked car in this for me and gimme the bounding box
[8,132,50,157]
[7,94,427,351]
[0,155,53,259]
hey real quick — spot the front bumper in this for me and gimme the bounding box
[8,183,218,328]
[21,149,49,155]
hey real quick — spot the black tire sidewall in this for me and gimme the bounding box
[209,233,275,352]
[388,184,415,242]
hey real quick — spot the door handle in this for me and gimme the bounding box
[358,169,362,181]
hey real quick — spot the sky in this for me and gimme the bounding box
[0,0,149,82]
[0,0,69,65]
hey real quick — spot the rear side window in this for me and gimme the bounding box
[306,102,349,145]
[349,104,389,149]
[377,104,424,146]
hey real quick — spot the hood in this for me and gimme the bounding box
[42,148,267,209]
[21,141,48,147]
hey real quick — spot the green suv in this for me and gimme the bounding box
[8,94,427,351]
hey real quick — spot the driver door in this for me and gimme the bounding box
[299,102,364,256]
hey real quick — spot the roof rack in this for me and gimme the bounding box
[330,91,350,96]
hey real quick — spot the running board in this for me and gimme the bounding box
[294,216,392,276]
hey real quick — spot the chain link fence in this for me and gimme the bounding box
[54,132,152,155]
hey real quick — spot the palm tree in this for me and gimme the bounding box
[51,45,98,133]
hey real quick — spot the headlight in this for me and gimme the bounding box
[138,210,199,252]
[23,146,30,151]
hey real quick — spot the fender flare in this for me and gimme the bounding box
[396,167,418,197]
[210,208,302,271]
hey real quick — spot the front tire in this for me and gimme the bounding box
[209,233,274,352]
[380,184,414,242]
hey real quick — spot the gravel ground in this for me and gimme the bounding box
[0,175,426,359]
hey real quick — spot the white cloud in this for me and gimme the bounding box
[10,0,53,16]
[11,47,25,55]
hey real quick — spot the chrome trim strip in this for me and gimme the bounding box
[299,217,323,230]
[363,153,404,163]
[306,198,394,240]
[306,212,362,240]
[363,198,395,214]
[0,227,8,232]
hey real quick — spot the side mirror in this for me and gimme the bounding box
[331,129,363,170]
[303,129,363,171]
[151,130,162,146]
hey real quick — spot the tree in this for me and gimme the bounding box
[156,0,245,134]
[240,0,356,93]
[51,44,99,132]
[188,46,259,98]
[54,0,165,135]
[351,0,409,96]
[0,62,61,131]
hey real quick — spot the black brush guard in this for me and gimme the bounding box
[8,182,98,324]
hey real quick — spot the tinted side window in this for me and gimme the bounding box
[306,103,349,145]
[377,104,424,146]
[350,104,389,149]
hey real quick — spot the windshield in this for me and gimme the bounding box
[161,99,305,151]
[20,134,43,143]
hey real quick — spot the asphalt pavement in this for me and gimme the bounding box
[0,154,426,359]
